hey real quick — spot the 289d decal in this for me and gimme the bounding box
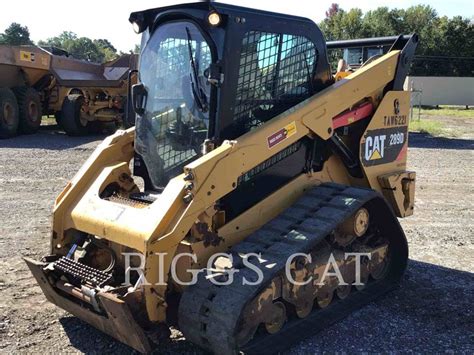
[360,127,408,167]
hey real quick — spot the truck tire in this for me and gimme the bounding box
[0,88,19,139]
[13,87,42,134]
[61,94,89,136]
[54,111,63,128]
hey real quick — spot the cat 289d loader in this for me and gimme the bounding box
[25,2,418,353]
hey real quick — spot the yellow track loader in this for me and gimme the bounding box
[25,2,417,353]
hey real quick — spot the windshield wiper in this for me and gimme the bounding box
[185,27,208,113]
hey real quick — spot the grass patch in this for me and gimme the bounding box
[409,119,445,136]
[419,106,473,118]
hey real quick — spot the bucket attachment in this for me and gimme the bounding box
[24,257,152,353]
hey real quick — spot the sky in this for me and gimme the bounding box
[1,0,472,52]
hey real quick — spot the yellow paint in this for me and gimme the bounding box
[285,121,297,137]
[369,149,382,160]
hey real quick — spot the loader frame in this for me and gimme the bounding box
[26,2,418,352]
[46,38,417,323]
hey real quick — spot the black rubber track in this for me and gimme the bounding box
[178,183,409,354]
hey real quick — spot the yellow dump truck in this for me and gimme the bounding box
[0,45,137,138]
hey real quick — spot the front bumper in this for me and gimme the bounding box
[24,257,152,353]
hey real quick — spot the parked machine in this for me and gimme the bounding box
[327,36,404,69]
[0,45,137,138]
[25,2,418,353]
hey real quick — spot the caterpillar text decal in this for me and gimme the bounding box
[361,127,408,167]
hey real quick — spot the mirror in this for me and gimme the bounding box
[132,83,148,115]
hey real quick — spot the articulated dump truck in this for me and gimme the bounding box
[25,2,418,353]
[0,45,137,138]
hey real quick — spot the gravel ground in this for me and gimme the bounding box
[0,117,473,354]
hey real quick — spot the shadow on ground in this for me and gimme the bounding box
[409,132,473,150]
[58,259,473,353]
[0,126,104,150]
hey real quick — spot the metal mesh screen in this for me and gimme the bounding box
[233,31,317,134]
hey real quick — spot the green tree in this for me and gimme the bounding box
[94,38,118,61]
[438,16,474,57]
[320,7,366,40]
[321,4,474,76]
[341,8,366,39]
[400,5,439,55]
[362,7,404,37]
[0,22,32,45]
[39,31,120,63]
[68,37,104,62]
[38,31,76,50]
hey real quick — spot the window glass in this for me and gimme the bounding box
[344,47,363,66]
[136,22,212,187]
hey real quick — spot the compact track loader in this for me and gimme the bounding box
[25,2,418,353]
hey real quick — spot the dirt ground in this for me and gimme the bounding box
[0,115,473,353]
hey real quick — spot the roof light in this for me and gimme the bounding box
[207,12,221,27]
[132,21,142,34]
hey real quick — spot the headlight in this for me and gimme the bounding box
[207,12,221,27]
[132,21,142,34]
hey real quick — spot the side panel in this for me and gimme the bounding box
[359,91,415,217]
[0,45,51,87]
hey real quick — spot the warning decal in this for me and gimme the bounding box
[20,51,35,62]
[267,121,297,148]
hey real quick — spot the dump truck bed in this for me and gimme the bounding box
[0,45,51,87]
[0,45,137,89]
[50,54,137,88]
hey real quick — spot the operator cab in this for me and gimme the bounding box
[129,2,333,191]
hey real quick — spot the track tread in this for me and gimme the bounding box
[178,183,408,354]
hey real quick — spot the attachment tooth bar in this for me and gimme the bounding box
[53,256,112,287]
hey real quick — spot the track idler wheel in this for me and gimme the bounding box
[264,301,287,334]
[236,323,258,347]
[336,284,351,300]
[316,289,334,308]
[371,252,390,280]
[295,299,314,319]
[335,208,370,246]
[355,255,371,291]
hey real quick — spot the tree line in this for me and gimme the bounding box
[1,4,473,75]
[0,23,139,63]
[320,4,473,76]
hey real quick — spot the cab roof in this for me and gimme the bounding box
[129,1,316,27]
